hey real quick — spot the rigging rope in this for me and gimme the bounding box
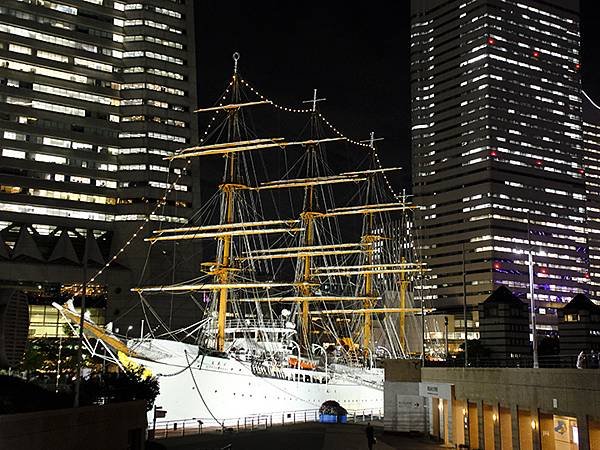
[184,350,224,427]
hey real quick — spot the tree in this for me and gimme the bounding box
[538,335,560,356]
[81,365,160,411]
[17,343,45,379]
[457,339,491,366]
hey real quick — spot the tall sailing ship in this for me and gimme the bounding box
[57,54,428,425]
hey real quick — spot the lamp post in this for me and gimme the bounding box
[444,316,449,361]
[527,212,539,369]
[462,243,468,367]
[73,229,90,408]
[55,335,62,393]
[290,340,301,384]
[125,325,134,340]
[312,344,328,384]
[420,275,426,366]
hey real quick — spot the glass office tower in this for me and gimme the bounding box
[0,0,200,336]
[411,0,584,335]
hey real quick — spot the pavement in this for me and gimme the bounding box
[148,423,445,450]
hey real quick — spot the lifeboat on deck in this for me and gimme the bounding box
[288,355,318,370]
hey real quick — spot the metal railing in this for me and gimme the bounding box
[425,353,591,369]
[149,408,384,440]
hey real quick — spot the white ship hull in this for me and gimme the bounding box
[132,339,383,425]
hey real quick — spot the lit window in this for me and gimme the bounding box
[73,58,113,73]
[34,154,67,164]
[9,43,31,55]
[37,50,69,63]
[1,149,26,159]
[70,176,90,184]
[3,131,25,141]
[42,137,71,148]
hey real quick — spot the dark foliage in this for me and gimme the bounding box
[538,336,560,356]
[0,375,71,414]
[81,366,160,411]
[0,366,159,414]
[455,339,492,365]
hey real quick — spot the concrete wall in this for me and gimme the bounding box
[383,359,421,382]
[384,361,600,449]
[384,381,426,433]
[421,367,600,419]
[0,401,146,450]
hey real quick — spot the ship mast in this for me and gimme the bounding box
[216,53,242,352]
[399,190,409,352]
[361,132,384,350]
[298,89,326,351]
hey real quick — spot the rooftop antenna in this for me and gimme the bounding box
[233,52,240,74]
[302,88,326,112]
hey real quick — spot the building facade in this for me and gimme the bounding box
[0,0,201,338]
[385,360,600,450]
[582,92,600,301]
[411,0,586,335]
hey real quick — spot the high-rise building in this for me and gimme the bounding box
[411,0,585,336]
[582,92,600,300]
[0,0,200,338]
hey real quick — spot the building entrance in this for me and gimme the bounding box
[541,415,579,450]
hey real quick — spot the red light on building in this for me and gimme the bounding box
[575,63,581,70]
[490,150,497,157]
[539,267,547,274]
[535,160,543,166]
[487,37,496,45]
[579,169,585,174]
[533,50,540,58]
[493,262,501,270]
[585,272,591,279]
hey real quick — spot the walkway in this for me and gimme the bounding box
[149,423,444,450]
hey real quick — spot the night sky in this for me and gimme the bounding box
[195,1,600,193]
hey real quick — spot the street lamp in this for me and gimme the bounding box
[312,343,328,384]
[527,212,539,369]
[444,316,449,361]
[290,340,301,384]
[125,325,133,340]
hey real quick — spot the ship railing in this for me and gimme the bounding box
[213,318,287,330]
[330,369,384,389]
[149,407,384,440]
